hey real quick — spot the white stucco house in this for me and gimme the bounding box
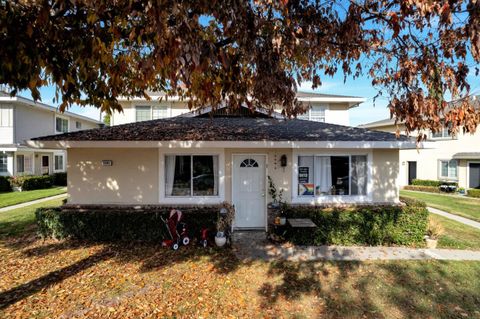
[359,96,480,190]
[0,92,103,176]
[28,92,417,230]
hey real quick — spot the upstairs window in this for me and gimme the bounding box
[135,106,151,122]
[297,104,326,122]
[56,117,69,133]
[152,105,168,119]
[439,159,458,179]
[431,121,453,139]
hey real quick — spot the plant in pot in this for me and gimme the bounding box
[268,176,284,209]
[215,203,234,247]
[425,219,444,249]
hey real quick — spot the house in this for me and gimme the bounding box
[0,92,103,177]
[28,106,416,230]
[112,91,365,126]
[358,96,480,190]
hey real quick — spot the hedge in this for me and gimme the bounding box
[0,176,12,192]
[35,205,229,242]
[403,185,441,193]
[467,189,480,198]
[52,172,67,186]
[277,198,428,246]
[10,175,54,191]
[411,179,458,187]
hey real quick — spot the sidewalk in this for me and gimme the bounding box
[427,206,480,230]
[0,194,67,213]
[233,232,480,261]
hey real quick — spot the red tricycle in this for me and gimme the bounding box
[161,209,190,250]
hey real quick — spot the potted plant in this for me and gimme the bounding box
[425,219,444,249]
[457,187,466,195]
[215,203,234,247]
[268,176,284,208]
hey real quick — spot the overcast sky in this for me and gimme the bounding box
[20,66,480,127]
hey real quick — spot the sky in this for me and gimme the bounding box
[22,68,479,127]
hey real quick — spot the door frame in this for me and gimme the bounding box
[41,155,50,175]
[231,153,268,231]
[467,161,480,189]
[407,161,417,185]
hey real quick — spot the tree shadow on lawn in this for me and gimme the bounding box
[0,238,246,310]
[258,259,480,318]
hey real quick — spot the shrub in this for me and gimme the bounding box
[467,189,480,198]
[10,175,53,191]
[36,205,224,242]
[403,185,441,193]
[0,176,12,192]
[411,179,458,187]
[52,172,67,186]
[278,200,428,246]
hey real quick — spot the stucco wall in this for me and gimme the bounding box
[68,148,159,204]
[67,147,400,205]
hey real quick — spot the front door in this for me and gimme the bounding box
[408,161,417,185]
[233,155,266,229]
[41,155,49,175]
[469,163,480,189]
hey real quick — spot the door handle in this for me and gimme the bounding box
[261,193,265,197]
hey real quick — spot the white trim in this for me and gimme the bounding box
[53,153,66,172]
[231,153,268,231]
[27,140,420,150]
[467,161,480,189]
[437,158,459,181]
[158,149,225,205]
[291,150,373,204]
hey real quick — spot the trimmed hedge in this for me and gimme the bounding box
[0,176,12,192]
[403,185,441,193]
[35,205,224,242]
[467,189,480,198]
[278,199,428,246]
[411,179,458,187]
[10,175,53,191]
[52,172,67,186]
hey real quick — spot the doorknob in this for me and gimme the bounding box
[261,193,265,197]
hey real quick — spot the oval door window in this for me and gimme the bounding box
[240,158,259,168]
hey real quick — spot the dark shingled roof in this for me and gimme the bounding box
[33,117,410,142]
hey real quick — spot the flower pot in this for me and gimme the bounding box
[215,232,227,247]
[279,217,287,225]
[425,238,438,249]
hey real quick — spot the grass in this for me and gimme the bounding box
[0,199,479,318]
[401,189,480,222]
[0,199,64,238]
[431,214,480,250]
[0,187,66,208]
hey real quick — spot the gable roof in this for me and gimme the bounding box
[32,116,410,143]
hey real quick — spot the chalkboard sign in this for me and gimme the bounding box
[298,167,309,183]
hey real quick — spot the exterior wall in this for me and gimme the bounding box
[67,147,400,205]
[69,117,99,132]
[14,104,56,144]
[68,148,159,204]
[0,104,14,144]
[326,103,350,126]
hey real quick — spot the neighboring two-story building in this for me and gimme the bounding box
[359,96,480,190]
[0,92,103,176]
[112,91,365,126]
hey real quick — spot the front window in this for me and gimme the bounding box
[297,155,367,196]
[439,159,458,179]
[135,106,151,122]
[56,117,69,133]
[0,154,8,173]
[16,155,24,173]
[54,155,64,171]
[75,121,82,129]
[165,155,219,197]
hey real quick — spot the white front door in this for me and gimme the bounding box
[233,155,266,229]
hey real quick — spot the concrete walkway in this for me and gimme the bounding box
[0,193,67,213]
[427,206,480,230]
[233,232,480,261]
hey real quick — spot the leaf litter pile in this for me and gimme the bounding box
[1,235,479,318]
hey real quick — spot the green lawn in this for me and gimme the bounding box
[430,214,480,250]
[0,198,64,238]
[0,187,66,208]
[401,190,480,222]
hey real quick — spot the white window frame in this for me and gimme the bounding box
[136,104,171,122]
[438,159,458,180]
[54,154,65,172]
[0,153,8,173]
[298,104,327,122]
[0,106,13,127]
[55,116,69,133]
[292,150,373,204]
[75,121,82,129]
[158,149,225,204]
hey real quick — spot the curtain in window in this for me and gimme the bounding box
[315,156,332,194]
[24,155,32,173]
[165,155,176,196]
[351,155,367,195]
[449,160,458,178]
